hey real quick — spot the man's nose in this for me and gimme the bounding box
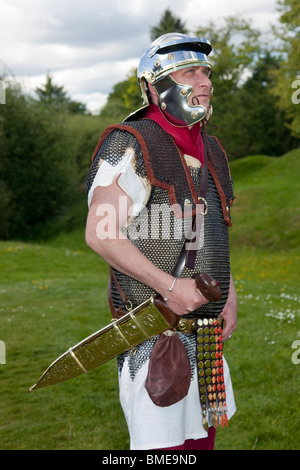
[198,72,211,87]
[193,72,208,89]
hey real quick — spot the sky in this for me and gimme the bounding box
[0,0,281,113]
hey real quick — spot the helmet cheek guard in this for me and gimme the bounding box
[153,75,209,127]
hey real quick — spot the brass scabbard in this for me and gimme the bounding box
[29,272,221,392]
[29,296,179,392]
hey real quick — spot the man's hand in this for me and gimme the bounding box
[161,277,209,316]
[220,274,237,341]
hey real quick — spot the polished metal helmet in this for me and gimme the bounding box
[137,32,213,127]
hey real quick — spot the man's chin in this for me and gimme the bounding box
[190,99,210,110]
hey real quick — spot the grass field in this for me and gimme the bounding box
[0,149,299,450]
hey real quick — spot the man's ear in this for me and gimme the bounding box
[148,83,158,105]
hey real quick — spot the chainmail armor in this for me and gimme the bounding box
[117,333,197,382]
[86,119,234,379]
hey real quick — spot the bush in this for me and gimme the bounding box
[0,81,79,239]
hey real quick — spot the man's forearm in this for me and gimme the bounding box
[86,228,172,297]
[220,273,237,340]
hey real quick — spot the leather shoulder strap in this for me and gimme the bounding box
[91,120,202,218]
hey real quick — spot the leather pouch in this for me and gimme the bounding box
[145,332,191,407]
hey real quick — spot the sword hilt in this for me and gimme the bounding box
[195,272,222,302]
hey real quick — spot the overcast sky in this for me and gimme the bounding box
[0,0,280,113]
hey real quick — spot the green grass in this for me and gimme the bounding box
[216,250,300,450]
[229,149,300,251]
[0,149,299,450]
[0,239,129,450]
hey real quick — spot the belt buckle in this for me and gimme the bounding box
[176,318,195,334]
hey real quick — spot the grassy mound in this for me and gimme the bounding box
[230,149,300,251]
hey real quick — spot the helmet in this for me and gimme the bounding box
[137,33,213,127]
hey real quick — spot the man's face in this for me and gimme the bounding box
[171,65,212,110]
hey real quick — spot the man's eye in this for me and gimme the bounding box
[203,69,212,78]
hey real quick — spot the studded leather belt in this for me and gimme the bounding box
[175,316,224,334]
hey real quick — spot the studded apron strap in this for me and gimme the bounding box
[196,317,228,430]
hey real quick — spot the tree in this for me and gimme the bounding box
[195,17,261,91]
[150,8,188,40]
[0,79,79,239]
[195,17,262,158]
[36,74,89,114]
[99,68,142,121]
[272,0,300,138]
[36,74,69,107]
[233,53,294,157]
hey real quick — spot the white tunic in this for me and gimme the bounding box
[119,353,236,450]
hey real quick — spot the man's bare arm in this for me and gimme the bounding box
[85,180,208,316]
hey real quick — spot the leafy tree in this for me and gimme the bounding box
[195,16,261,92]
[0,79,79,239]
[195,17,262,157]
[233,53,294,157]
[150,8,188,40]
[99,68,142,122]
[272,0,300,137]
[195,16,298,158]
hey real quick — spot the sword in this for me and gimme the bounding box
[29,273,221,392]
